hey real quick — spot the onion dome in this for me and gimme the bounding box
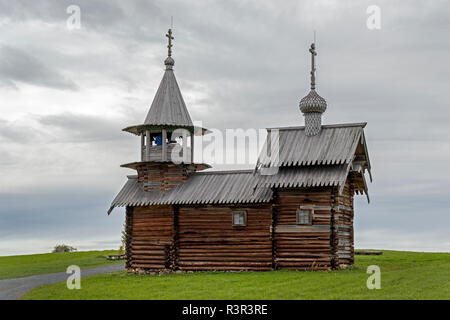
[299,43,327,136]
[164,56,174,69]
[299,89,327,113]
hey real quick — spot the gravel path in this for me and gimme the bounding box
[0,264,125,300]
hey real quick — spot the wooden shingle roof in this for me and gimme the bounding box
[122,63,199,135]
[257,123,370,170]
[108,163,367,213]
[256,122,371,200]
[259,164,349,189]
[109,123,372,213]
[108,170,272,213]
[143,68,193,127]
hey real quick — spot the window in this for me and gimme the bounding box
[297,209,312,225]
[232,211,247,227]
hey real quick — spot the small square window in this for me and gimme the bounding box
[232,211,247,227]
[297,209,312,225]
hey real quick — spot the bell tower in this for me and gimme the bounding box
[121,28,209,192]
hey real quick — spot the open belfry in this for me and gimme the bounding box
[109,29,372,272]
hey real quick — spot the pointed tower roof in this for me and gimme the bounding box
[143,63,193,127]
[123,28,206,135]
[144,28,193,128]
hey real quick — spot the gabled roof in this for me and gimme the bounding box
[144,68,193,127]
[108,170,273,214]
[256,123,370,169]
[255,122,371,201]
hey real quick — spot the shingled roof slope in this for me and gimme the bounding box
[143,68,193,127]
[259,164,349,189]
[108,170,273,214]
[109,123,373,213]
[256,123,369,169]
[108,162,366,213]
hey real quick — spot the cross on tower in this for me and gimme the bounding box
[309,43,317,90]
[166,28,174,57]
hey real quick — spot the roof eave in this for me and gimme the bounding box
[122,124,210,136]
[266,122,368,131]
[120,161,211,171]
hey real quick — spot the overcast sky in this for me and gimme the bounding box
[1,0,449,255]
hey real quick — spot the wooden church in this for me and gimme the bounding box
[108,29,372,272]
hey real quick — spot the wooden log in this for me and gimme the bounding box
[355,251,382,255]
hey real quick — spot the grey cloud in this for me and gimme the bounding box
[0,46,78,90]
[0,150,16,166]
[0,118,30,142]
[0,0,162,41]
[36,112,128,142]
[0,111,134,145]
[0,0,123,24]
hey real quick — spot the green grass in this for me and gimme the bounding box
[22,250,450,300]
[0,250,123,279]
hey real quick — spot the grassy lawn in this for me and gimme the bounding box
[0,250,123,279]
[22,250,449,300]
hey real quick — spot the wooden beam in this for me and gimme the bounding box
[145,130,151,161]
[182,131,188,163]
[190,132,194,164]
[275,224,330,233]
[162,129,167,161]
[140,134,145,161]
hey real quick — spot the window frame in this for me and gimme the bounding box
[232,210,247,227]
[296,208,313,225]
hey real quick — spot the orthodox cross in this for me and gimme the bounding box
[166,28,174,57]
[309,43,317,90]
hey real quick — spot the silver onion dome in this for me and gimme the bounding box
[299,43,327,136]
[164,56,175,69]
[299,89,327,113]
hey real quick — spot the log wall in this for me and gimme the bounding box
[333,179,355,266]
[274,188,334,270]
[129,205,174,271]
[125,184,356,272]
[177,205,273,271]
[136,163,190,192]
